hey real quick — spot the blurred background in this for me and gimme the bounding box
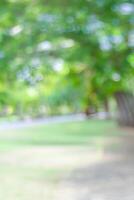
[0,0,134,199]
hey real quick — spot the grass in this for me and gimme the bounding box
[0,119,123,200]
[0,119,120,148]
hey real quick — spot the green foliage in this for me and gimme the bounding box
[0,0,133,116]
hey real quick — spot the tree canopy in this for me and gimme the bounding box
[0,0,134,124]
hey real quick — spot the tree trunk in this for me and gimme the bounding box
[104,98,109,113]
[115,91,134,126]
[103,98,111,119]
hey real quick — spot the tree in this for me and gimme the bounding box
[0,0,134,125]
[42,0,134,125]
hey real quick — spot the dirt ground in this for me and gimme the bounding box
[0,124,134,200]
[55,128,134,200]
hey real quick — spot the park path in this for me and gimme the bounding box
[0,114,85,130]
[55,128,134,200]
[0,112,108,130]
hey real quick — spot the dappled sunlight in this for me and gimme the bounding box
[0,0,134,199]
[0,119,133,199]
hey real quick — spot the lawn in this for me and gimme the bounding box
[0,119,120,148]
[0,119,123,200]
